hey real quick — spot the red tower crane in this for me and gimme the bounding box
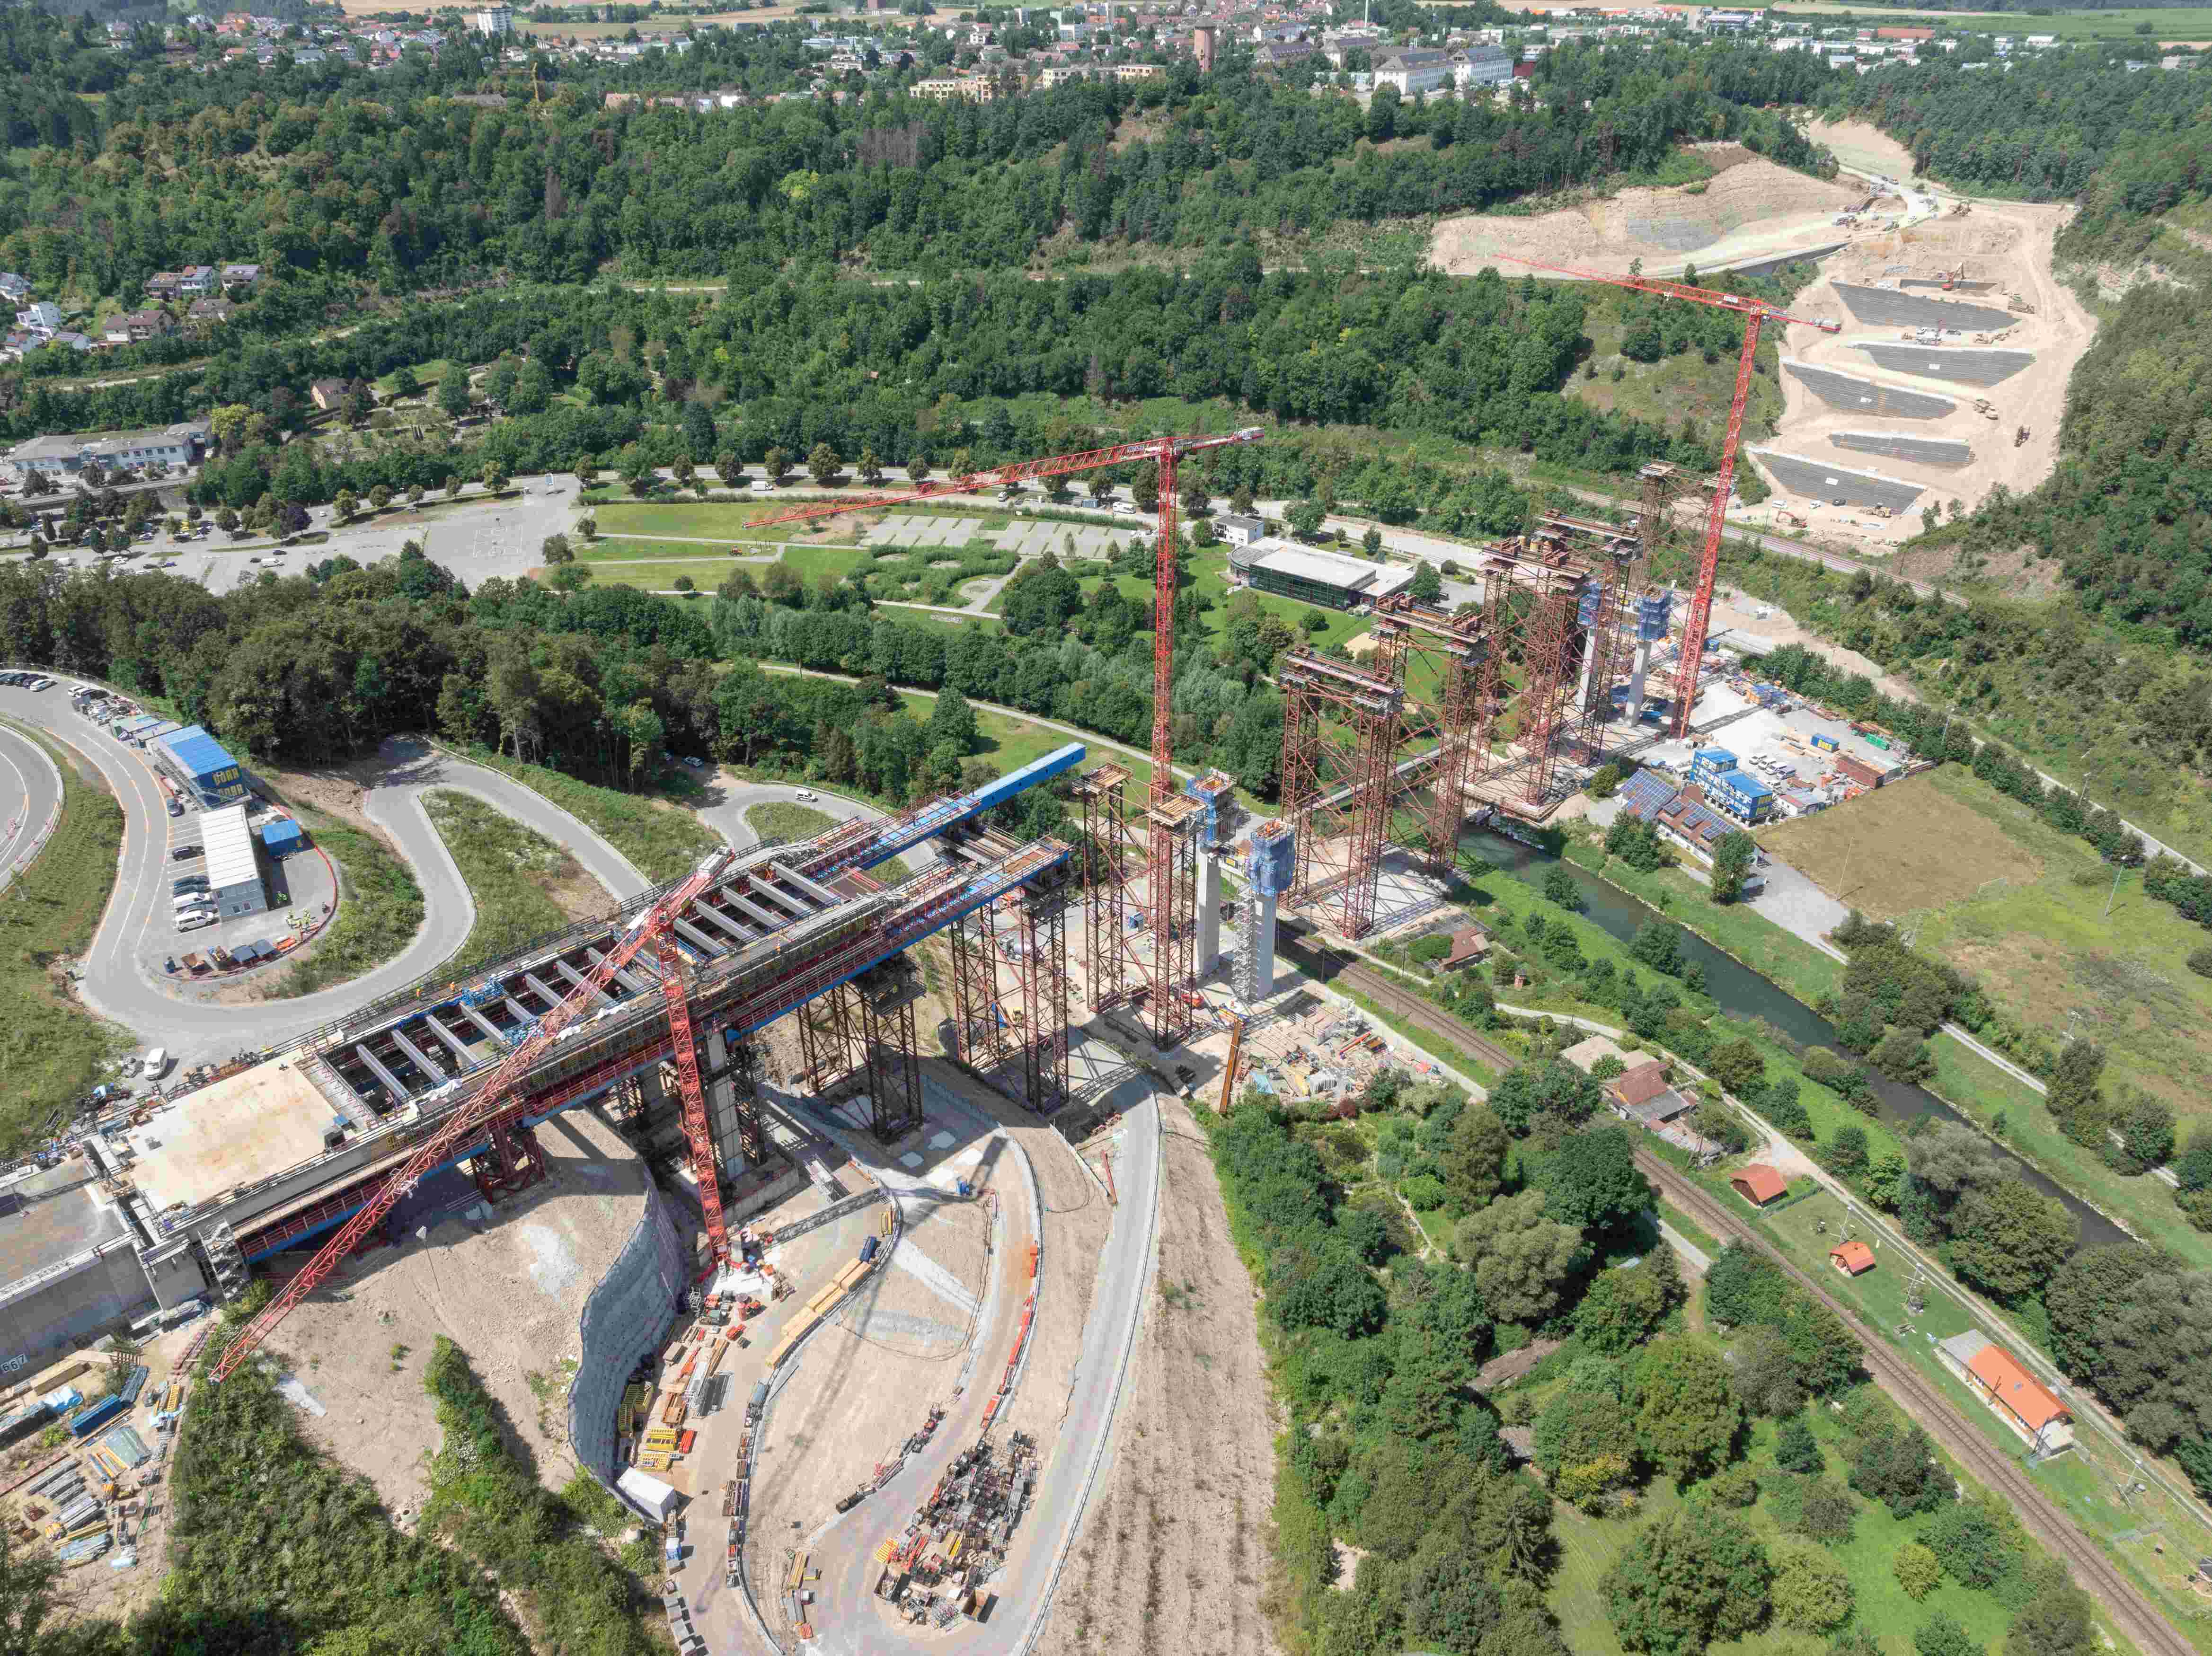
[746,427,1266,1044]
[211,849,737,1383]
[1497,257,1840,736]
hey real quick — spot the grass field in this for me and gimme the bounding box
[261,800,425,998]
[1767,3,2212,39]
[744,802,836,844]
[577,537,769,563]
[569,561,730,595]
[1569,286,1793,443]
[0,721,126,1157]
[425,792,608,976]
[1758,771,2046,917]
[1770,766,2212,1123]
[444,748,723,883]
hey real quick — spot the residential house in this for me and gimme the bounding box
[105,310,176,345]
[144,272,184,300]
[1937,1332,2074,1455]
[912,75,1000,100]
[1604,1060,1696,1128]
[1456,44,1514,87]
[177,266,218,296]
[1216,513,1265,545]
[187,297,236,326]
[1442,925,1489,970]
[0,274,26,304]
[310,377,361,413]
[15,303,62,337]
[220,264,263,291]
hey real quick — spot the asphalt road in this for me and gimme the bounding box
[694,776,877,853]
[0,717,62,885]
[802,1048,1162,1656]
[0,690,832,1074]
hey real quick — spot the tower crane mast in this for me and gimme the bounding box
[748,427,1266,1042]
[1498,256,1840,737]
[211,849,737,1383]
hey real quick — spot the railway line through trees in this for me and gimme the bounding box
[1279,929,2199,1656]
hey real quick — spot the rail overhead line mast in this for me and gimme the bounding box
[212,849,739,1383]
[1497,257,1840,737]
[748,427,1267,1046]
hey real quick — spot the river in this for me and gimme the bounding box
[1466,827,2126,1247]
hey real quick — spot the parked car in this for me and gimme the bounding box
[749,476,776,494]
[795,789,816,802]
[682,756,704,769]
[177,913,216,933]
[171,845,201,862]
[141,1048,168,1080]
[1111,501,1136,516]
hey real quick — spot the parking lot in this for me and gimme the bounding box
[156,799,334,982]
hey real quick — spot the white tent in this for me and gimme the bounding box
[617,1467,678,1523]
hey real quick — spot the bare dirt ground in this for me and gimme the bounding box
[261,1108,650,1522]
[1040,1095,1281,1656]
[1708,588,1918,702]
[1805,116,1919,184]
[1429,150,1865,281]
[1745,123,2096,558]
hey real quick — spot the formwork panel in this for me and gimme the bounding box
[1746,448,1926,514]
[1782,359,1955,420]
[1830,432,1973,468]
[1851,343,2034,388]
[1829,283,2017,332]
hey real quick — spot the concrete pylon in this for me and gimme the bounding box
[1196,850,1223,977]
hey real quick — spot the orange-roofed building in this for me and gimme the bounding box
[1938,1330,2074,1455]
[1730,1164,1788,1207]
[1828,1240,1876,1276]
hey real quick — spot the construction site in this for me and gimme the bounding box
[1749,190,2096,553]
[0,388,1859,1652]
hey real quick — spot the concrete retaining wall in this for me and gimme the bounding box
[1901,278,1996,293]
[1746,448,1926,513]
[1852,342,2033,388]
[1783,360,1955,420]
[0,1243,156,1377]
[1831,283,2017,332]
[568,1172,688,1503]
[1830,431,1974,468]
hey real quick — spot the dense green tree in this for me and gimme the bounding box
[1710,831,1756,903]
[1441,1103,1509,1211]
[1603,1507,1773,1656]
[1774,1415,1824,1476]
[1894,1541,1941,1603]
[1457,1189,1584,1325]
[1538,1127,1652,1233]
[1914,1613,1983,1656]
[1947,1182,2075,1304]
[1632,1337,1740,1481]
[1771,1543,1855,1633]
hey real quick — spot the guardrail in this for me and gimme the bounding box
[0,718,64,894]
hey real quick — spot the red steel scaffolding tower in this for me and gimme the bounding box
[1280,649,1405,940]
[1495,256,1841,735]
[747,426,1265,1050]
[1369,597,1499,875]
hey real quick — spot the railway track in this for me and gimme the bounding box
[1288,933,2199,1656]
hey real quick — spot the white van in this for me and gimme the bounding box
[141,1048,169,1080]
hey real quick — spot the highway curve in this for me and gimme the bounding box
[1283,930,2196,1656]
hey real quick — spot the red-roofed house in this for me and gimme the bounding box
[1828,1240,1876,1277]
[1729,1164,1789,1207]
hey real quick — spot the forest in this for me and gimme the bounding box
[0,9,1840,299]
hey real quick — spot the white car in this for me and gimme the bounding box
[1112,501,1136,516]
[749,477,776,494]
[795,789,816,802]
[141,1048,169,1080]
[177,912,217,933]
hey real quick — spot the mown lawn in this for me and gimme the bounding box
[453,749,722,881]
[262,801,425,997]
[568,561,731,595]
[576,537,768,563]
[0,722,126,1156]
